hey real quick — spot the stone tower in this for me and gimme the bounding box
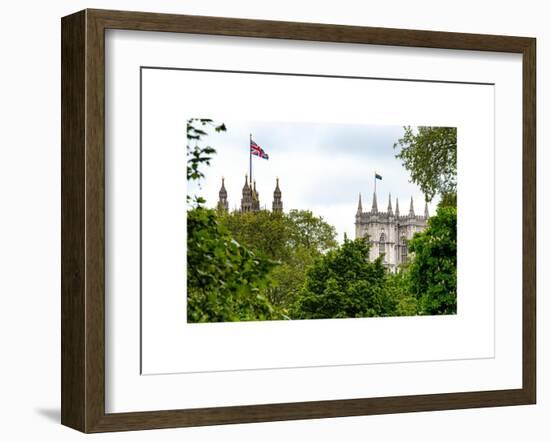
[240,175,253,212]
[272,178,283,212]
[221,175,282,214]
[252,180,260,212]
[355,190,429,272]
[217,177,228,211]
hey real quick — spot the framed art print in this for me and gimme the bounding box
[61,9,536,432]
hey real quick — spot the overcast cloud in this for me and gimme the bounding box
[189,120,440,242]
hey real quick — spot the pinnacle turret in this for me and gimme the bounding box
[252,180,260,211]
[372,190,378,213]
[409,196,415,217]
[272,177,283,212]
[387,193,393,215]
[217,177,228,211]
[274,177,281,195]
[395,197,400,217]
[241,174,253,212]
[357,193,363,215]
[424,200,429,218]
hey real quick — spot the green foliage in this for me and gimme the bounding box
[291,238,396,319]
[187,118,226,184]
[408,206,457,315]
[438,191,457,209]
[286,210,338,253]
[289,207,457,320]
[219,209,337,311]
[218,203,458,320]
[394,126,457,203]
[220,209,337,260]
[385,270,419,316]
[219,210,292,262]
[267,246,315,309]
[187,206,283,323]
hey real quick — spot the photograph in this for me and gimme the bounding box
[187,119,457,323]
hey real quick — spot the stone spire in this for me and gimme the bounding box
[387,193,393,215]
[272,177,283,212]
[409,196,415,217]
[356,192,363,215]
[252,180,260,211]
[241,174,253,212]
[371,190,378,213]
[395,197,400,217]
[424,200,429,218]
[217,177,228,211]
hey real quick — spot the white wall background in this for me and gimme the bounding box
[0,0,546,440]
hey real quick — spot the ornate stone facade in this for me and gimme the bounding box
[216,177,229,211]
[240,175,254,212]
[272,178,283,213]
[355,191,429,272]
[217,176,283,213]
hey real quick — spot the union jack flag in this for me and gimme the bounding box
[250,139,269,160]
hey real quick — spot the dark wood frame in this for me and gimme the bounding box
[61,8,536,433]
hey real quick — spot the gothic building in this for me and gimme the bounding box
[239,175,255,212]
[355,191,429,272]
[217,175,283,213]
[216,177,228,211]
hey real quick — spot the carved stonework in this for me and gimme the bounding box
[218,176,283,214]
[355,191,429,272]
[272,178,283,212]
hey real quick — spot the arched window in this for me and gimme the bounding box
[379,233,386,260]
[401,236,408,263]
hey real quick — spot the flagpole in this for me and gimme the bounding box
[374,172,376,194]
[249,133,252,183]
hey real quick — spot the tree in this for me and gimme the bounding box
[187,118,226,184]
[407,206,457,315]
[187,206,282,322]
[286,209,338,253]
[437,191,457,209]
[394,126,457,204]
[291,238,395,319]
[385,270,419,316]
[266,246,314,309]
[218,210,292,262]
[219,209,338,311]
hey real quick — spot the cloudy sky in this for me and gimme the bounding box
[188,120,440,243]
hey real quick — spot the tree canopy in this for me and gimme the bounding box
[218,209,337,312]
[291,238,395,319]
[187,206,283,322]
[394,126,457,205]
[408,206,457,315]
[187,118,226,184]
